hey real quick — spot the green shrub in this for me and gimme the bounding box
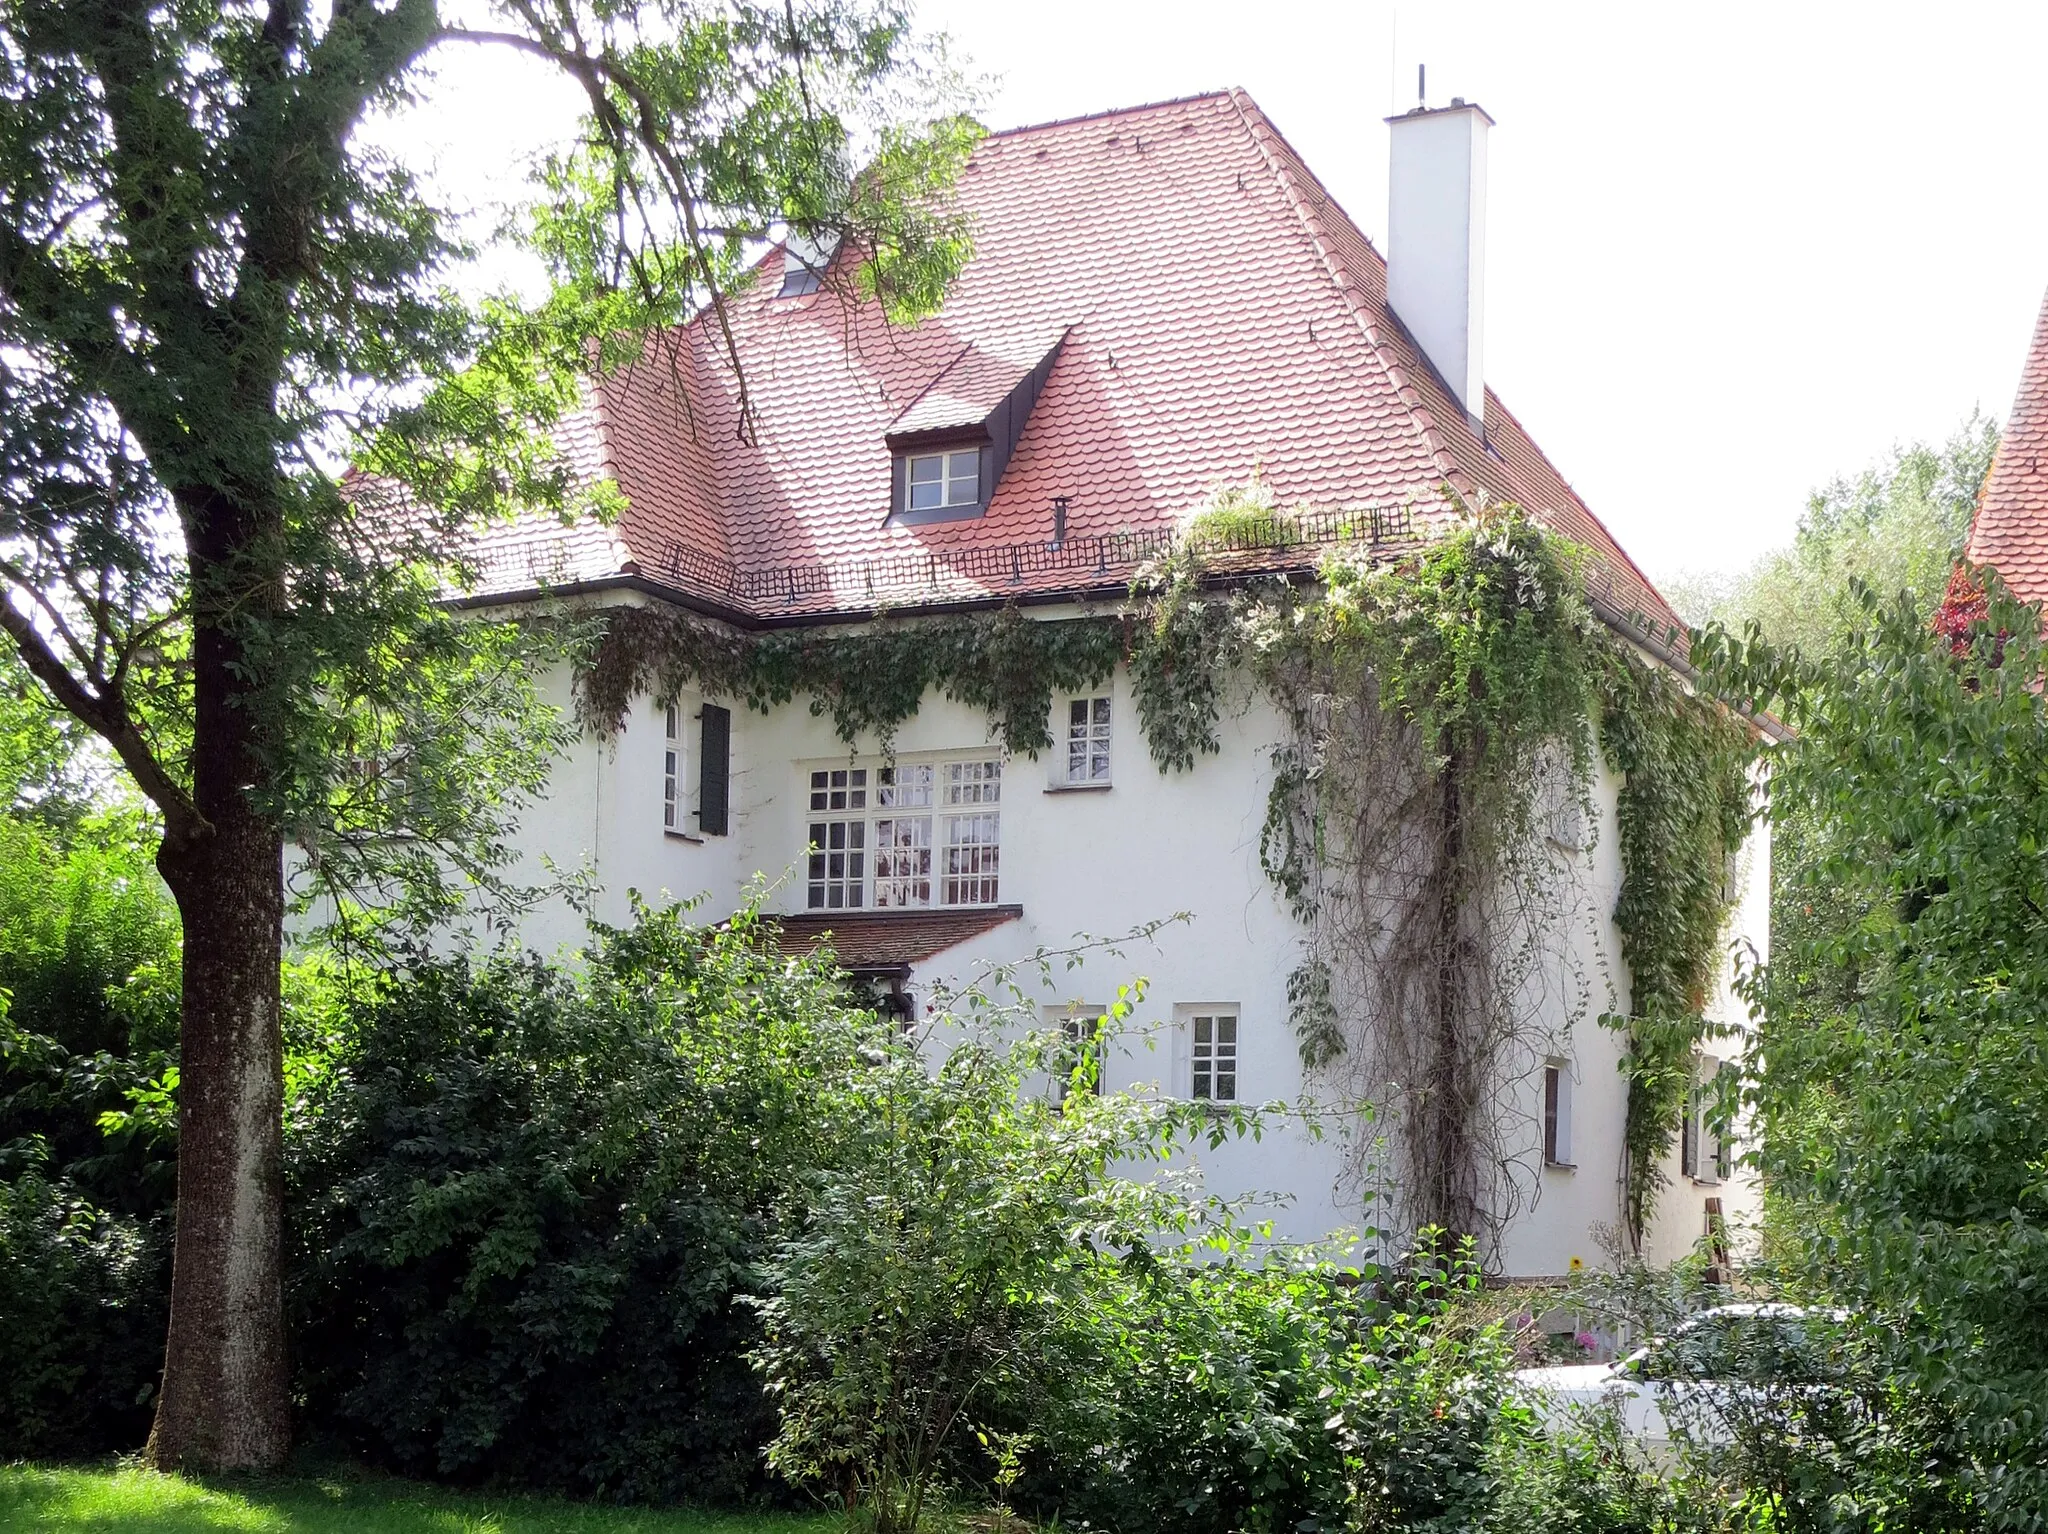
[1026,1235,1514,1534]
[0,808,180,1456]
[0,1166,169,1457]
[285,901,878,1503]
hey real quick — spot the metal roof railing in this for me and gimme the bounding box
[652,501,1418,613]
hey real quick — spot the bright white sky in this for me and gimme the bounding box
[395,0,2048,585]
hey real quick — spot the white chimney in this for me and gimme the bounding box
[1385,99,1494,423]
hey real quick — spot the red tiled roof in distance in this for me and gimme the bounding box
[1969,285,2048,607]
[465,90,1680,636]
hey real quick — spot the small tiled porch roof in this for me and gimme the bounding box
[768,906,1024,976]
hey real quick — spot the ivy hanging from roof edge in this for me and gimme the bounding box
[568,496,1757,1250]
[573,602,1126,758]
[1597,645,1756,1249]
[1222,504,1758,1250]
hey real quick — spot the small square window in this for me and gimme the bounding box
[903,448,981,512]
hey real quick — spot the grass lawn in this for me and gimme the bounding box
[0,1464,841,1533]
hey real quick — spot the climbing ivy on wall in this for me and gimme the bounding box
[576,603,1124,757]
[1597,647,1756,1245]
[571,500,1757,1249]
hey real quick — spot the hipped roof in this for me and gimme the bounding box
[461,90,1679,634]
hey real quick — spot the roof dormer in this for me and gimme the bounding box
[886,328,1067,524]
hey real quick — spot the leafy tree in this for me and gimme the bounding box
[0,0,973,1469]
[1665,413,1997,650]
[1695,580,2048,1527]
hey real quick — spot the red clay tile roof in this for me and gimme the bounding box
[770,906,1024,972]
[465,89,1679,635]
[1969,286,2048,607]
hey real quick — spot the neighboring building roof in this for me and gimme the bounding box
[769,906,1024,974]
[1968,285,2048,606]
[463,89,1679,635]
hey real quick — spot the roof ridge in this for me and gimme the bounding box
[983,90,1235,141]
[1221,88,1473,498]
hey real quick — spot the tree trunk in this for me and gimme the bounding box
[146,593,291,1471]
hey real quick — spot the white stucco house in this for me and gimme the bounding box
[438,90,1766,1278]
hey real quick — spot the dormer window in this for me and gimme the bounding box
[906,448,982,513]
[885,326,1069,527]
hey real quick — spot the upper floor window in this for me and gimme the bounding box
[806,756,1002,910]
[905,448,981,513]
[1065,696,1112,784]
[663,703,684,832]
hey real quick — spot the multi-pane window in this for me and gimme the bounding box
[663,703,684,832]
[1191,1013,1238,1101]
[1066,697,1112,784]
[805,758,1001,909]
[1048,1005,1105,1103]
[807,768,868,909]
[904,448,981,512]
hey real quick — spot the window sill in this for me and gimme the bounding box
[1689,1175,1725,1188]
[1544,1159,1578,1172]
[1044,781,1113,794]
[890,502,986,527]
[664,828,704,844]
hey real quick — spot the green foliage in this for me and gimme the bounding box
[1596,651,1755,1242]
[0,805,182,1458]
[1304,509,1602,784]
[0,1167,170,1460]
[751,987,1264,1533]
[1667,413,1997,651]
[1031,1234,1517,1534]
[576,604,1122,757]
[286,899,881,1504]
[1126,552,1246,773]
[1695,579,2048,1526]
[1244,506,1755,1238]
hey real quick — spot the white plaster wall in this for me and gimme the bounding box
[488,617,1766,1278]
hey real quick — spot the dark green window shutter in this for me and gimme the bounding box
[698,705,730,836]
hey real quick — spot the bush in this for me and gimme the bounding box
[1030,1236,1514,1534]
[0,1166,169,1457]
[284,901,880,1503]
[0,808,180,1456]
[746,968,1514,1534]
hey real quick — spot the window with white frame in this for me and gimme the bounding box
[1064,696,1112,784]
[806,767,869,908]
[1681,1056,1729,1183]
[1542,1059,1574,1167]
[663,703,685,832]
[904,448,981,512]
[1190,1011,1238,1101]
[1046,1004,1105,1102]
[805,757,1002,910]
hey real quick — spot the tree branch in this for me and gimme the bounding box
[0,583,203,847]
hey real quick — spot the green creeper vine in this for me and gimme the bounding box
[1597,647,1755,1245]
[1245,509,1610,1243]
[576,602,1123,757]
[571,496,1756,1252]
